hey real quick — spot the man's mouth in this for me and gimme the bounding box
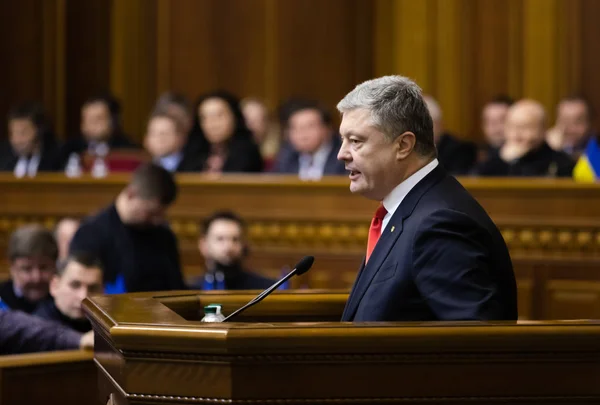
[347,168,361,180]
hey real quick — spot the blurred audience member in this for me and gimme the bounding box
[144,113,201,172]
[192,91,263,173]
[241,97,281,166]
[0,310,93,354]
[69,163,185,293]
[273,99,345,179]
[479,95,513,162]
[191,211,274,290]
[61,93,137,167]
[547,95,596,159]
[34,252,102,333]
[55,217,80,261]
[424,95,477,175]
[0,225,58,313]
[475,100,574,177]
[0,102,61,176]
[152,92,196,152]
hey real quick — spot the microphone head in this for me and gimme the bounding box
[294,256,314,276]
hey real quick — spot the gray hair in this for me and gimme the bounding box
[337,75,436,157]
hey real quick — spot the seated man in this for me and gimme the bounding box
[69,163,186,293]
[272,99,346,179]
[547,95,596,159]
[476,99,575,177]
[0,225,58,313]
[60,94,137,170]
[479,95,513,162]
[34,252,103,333]
[54,217,80,261]
[0,310,93,355]
[144,113,201,172]
[0,102,61,176]
[424,95,477,175]
[191,211,274,290]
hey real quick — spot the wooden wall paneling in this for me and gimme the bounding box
[580,0,600,130]
[373,0,394,77]
[65,0,112,139]
[110,0,157,143]
[276,0,374,121]
[156,0,171,95]
[0,0,45,139]
[42,0,66,138]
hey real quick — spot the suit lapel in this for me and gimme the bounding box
[342,165,448,321]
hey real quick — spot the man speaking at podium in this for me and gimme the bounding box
[337,76,517,322]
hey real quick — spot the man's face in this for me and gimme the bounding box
[337,108,401,201]
[81,102,112,142]
[9,118,38,156]
[504,106,544,151]
[288,109,330,154]
[482,103,509,148]
[124,194,167,226]
[144,117,184,158]
[50,261,103,320]
[10,256,56,302]
[199,219,244,267]
[556,100,591,147]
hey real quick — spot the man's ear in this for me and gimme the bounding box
[198,237,207,257]
[395,131,417,160]
[49,275,60,298]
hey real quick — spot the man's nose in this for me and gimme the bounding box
[337,140,351,161]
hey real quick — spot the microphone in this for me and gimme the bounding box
[222,256,314,322]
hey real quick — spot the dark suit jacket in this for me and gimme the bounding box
[436,133,477,175]
[0,310,82,355]
[475,142,575,177]
[33,298,92,333]
[342,165,518,322]
[197,135,263,173]
[0,279,43,313]
[190,269,275,290]
[0,143,62,173]
[272,136,346,175]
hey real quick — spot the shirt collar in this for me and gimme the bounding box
[382,159,439,216]
[157,152,184,172]
[300,139,333,167]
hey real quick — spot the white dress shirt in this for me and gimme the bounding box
[156,152,183,173]
[381,159,439,231]
[298,141,333,180]
[14,154,41,178]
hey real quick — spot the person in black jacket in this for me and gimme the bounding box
[0,310,92,355]
[34,252,103,333]
[424,95,477,175]
[60,94,137,168]
[190,91,263,173]
[0,225,58,313]
[69,163,186,293]
[475,99,575,177]
[190,211,274,291]
[0,101,61,176]
[144,113,202,172]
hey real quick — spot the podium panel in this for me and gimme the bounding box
[85,291,600,404]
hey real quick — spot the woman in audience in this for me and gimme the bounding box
[190,91,263,173]
[241,97,281,169]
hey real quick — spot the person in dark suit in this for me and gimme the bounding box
[190,211,274,291]
[0,102,61,176]
[423,95,477,175]
[478,95,513,164]
[0,310,93,355]
[34,252,103,333]
[190,91,263,173]
[475,100,575,177]
[272,99,346,178]
[69,163,186,293]
[336,75,518,322]
[60,93,137,168]
[0,225,58,313]
[144,113,202,172]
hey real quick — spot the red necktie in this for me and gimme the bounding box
[366,204,388,263]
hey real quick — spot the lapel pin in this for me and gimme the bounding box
[391,226,395,232]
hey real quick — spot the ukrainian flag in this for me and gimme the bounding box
[574,137,600,182]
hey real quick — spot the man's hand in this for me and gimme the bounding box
[79,330,94,349]
[500,142,529,162]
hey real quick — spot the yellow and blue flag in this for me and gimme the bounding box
[573,137,600,182]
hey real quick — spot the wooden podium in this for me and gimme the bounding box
[85,290,600,404]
